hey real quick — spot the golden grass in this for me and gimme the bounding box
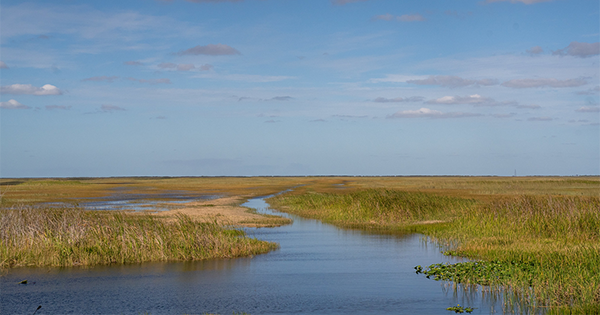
[0,205,277,269]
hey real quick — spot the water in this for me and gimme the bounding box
[44,187,220,212]
[1,194,502,314]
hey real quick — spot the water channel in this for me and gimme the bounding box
[1,193,502,314]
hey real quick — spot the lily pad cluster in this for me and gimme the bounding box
[446,304,474,313]
[414,260,537,286]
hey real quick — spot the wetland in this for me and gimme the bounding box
[1,176,599,314]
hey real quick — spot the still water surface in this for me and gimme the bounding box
[1,194,500,314]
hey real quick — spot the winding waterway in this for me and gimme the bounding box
[1,193,501,314]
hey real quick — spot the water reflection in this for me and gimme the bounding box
[44,187,220,212]
[2,193,505,314]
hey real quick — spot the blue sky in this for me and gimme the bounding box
[1,0,598,177]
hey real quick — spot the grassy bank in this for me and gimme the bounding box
[0,206,278,269]
[269,188,600,313]
[269,189,475,232]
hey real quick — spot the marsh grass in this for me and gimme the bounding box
[241,207,293,227]
[0,205,277,269]
[269,189,475,231]
[271,189,600,313]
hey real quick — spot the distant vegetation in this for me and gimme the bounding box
[0,206,277,269]
[269,177,600,314]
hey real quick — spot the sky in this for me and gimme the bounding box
[0,0,599,177]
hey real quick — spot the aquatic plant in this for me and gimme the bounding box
[271,186,600,314]
[415,260,537,286]
[446,304,474,313]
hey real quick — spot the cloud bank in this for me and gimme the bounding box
[0,99,29,109]
[425,94,493,105]
[553,42,600,58]
[576,106,600,113]
[407,75,498,88]
[373,96,424,103]
[387,107,482,119]
[0,84,63,95]
[501,78,587,88]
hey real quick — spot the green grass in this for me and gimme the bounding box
[269,189,475,232]
[0,205,278,269]
[270,188,600,314]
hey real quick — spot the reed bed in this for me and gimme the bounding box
[270,190,600,313]
[0,205,278,269]
[269,189,475,231]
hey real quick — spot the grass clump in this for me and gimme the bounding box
[0,205,278,269]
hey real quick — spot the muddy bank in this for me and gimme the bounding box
[155,196,292,228]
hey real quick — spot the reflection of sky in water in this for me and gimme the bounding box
[46,188,220,212]
[6,193,511,314]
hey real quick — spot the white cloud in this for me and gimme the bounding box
[553,42,600,58]
[407,75,498,88]
[1,3,207,59]
[387,107,482,119]
[576,106,600,113]
[0,99,29,109]
[369,74,427,83]
[0,61,8,69]
[501,78,587,88]
[373,96,424,103]
[82,76,119,82]
[124,61,143,66]
[0,84,63,95]
[425,94,492,105]
[176,44,241,56]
